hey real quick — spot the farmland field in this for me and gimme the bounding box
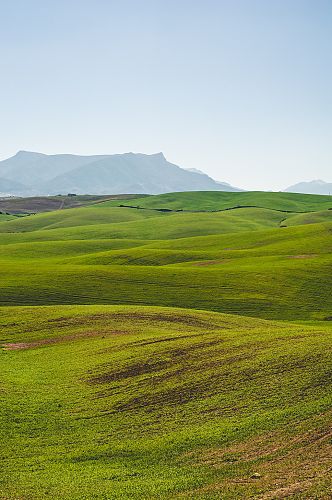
[1,191,332,499]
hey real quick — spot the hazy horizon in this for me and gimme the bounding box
[1,0,331,190]
[0,149,331,192]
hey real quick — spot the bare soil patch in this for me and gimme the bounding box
[183,411,332,499]
[1,329,127,350]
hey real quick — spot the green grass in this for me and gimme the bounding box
[0,254,330,320]
[1,191,332,499]
[1,305,332,499]
[0,213,16,222]
[282,209,332,226]
[0,206,164,233]
[0,208,330,320]
[105,190,332,212]
[0,208,286,243]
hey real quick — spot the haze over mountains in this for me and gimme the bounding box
[0,151,240,196]
[0,151,330,197]
[285,179,332,195]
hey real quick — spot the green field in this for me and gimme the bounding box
[1,191,332,498]
[107,190,332,212]
[0,213,17,222]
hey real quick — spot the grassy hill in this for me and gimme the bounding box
[0,199,330,320]
[105,190,332,212]
[1,305,332,499]
[0,207,289,241]
[0,213,16,222]
[1,191,331,498]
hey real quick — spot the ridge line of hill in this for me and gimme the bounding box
[116,203,332,215]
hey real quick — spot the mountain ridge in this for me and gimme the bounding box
[285,179,332,195]
[0,151,240,196]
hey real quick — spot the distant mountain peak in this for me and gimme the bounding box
[0,151,241,196]
[310,179,326,185]
[16,150,31,155]
[285,179,332,195]
[15,150,45,157]
[153,152,166,160]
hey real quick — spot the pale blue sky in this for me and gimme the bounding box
[0,0,331,190]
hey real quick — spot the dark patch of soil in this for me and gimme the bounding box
[89,359,169,384]
[1,329,126,350]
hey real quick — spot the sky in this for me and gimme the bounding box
[0,0,331,191]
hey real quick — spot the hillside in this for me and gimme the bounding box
[0,192,331,320]
[1,191,332,499]
[0,176,29,196]
[2,305,332,499]
[0,151,239,196]
[0,194,144,215]
[110,190,332,212]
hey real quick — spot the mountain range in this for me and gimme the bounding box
[285,179,332,195]
[0,151,240,196]
[0,151,330,197]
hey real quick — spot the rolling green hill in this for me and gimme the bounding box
[1,305,332,499]
[105,190,332,212]
[0,207,288,242]
[1,191,331,499]
[0,213,16,222]
[281,209,332,227]
[0,197,330,320]
[0,206,164,233]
